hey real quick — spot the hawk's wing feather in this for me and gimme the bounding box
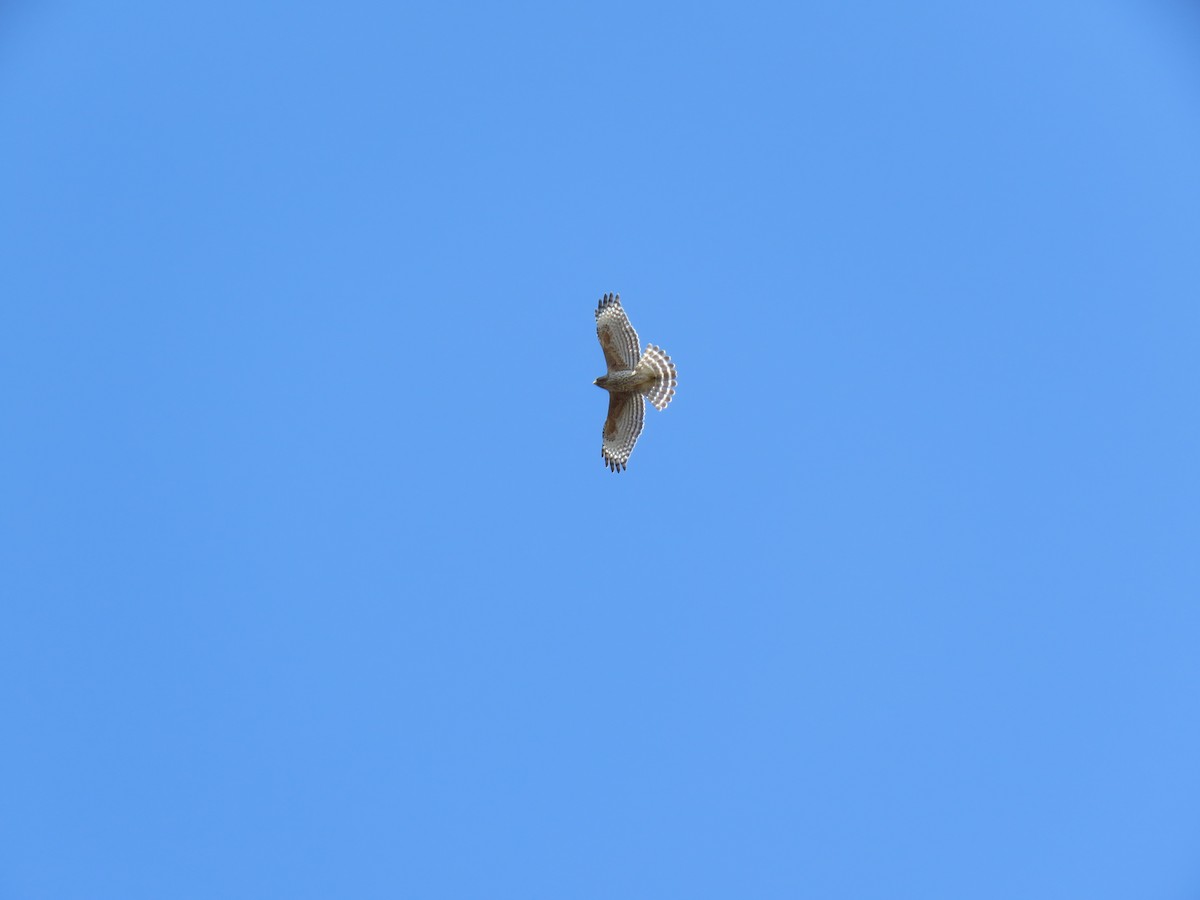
[601,391,645,473]
[596,293,641,373]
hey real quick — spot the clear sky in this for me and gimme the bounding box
[2,1,1198,897]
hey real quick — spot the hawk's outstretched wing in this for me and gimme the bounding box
[595,293,641,373]
[601,391,645,473]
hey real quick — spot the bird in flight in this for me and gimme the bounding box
[593,293,677,472]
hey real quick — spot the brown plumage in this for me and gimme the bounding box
[593,293,677,472]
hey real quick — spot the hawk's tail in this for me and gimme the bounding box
[638,344,677,411]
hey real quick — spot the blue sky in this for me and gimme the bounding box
[2,1,1198,897]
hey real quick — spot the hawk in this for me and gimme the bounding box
[593,292,677,472]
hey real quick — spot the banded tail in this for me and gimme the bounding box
[637,344,677,411]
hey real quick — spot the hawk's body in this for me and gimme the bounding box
[593,293,677,472]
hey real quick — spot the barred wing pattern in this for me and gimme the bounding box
[601,391,645,473]
[593,291,675,473]
[595,293,640,372]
